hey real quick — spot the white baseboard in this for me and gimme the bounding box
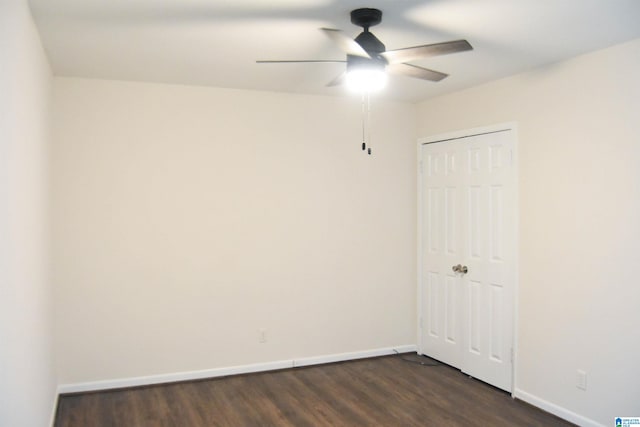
[513,388,603,427]
[293,344,417,367]
[57,344,418,395]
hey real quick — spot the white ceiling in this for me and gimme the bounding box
[28,0,640,103]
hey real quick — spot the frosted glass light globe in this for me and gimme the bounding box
[345,69,387,93]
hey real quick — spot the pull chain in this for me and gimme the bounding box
[361,93,366,151]
[366,91,372,155]
[360,92,372,155]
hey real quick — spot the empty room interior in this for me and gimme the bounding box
[2,0,639,426]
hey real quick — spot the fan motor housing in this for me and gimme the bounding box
[349,29,386,73]
[354,31,385,55]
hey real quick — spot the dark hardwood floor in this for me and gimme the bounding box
[55,354,574,426]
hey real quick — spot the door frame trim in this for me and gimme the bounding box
[416,122,519,395]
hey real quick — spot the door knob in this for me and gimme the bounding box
[452,264,468,274]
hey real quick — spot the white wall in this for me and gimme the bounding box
[417,38,640,426]
[0,0,56,426]
[52,78,418,384]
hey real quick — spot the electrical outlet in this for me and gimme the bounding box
[259,328,267,343]
[576,370,587,390]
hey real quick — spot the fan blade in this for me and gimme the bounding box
[381,40,472,64]
[326,72,346,87]
[321,28,370,58]
[257,60,346,64]
[387,63,448,82]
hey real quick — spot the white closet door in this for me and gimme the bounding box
[420,129,516,392]
[420,138,465,369]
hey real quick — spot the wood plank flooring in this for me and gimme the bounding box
[55,354,574,426]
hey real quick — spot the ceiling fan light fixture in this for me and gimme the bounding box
[345,68,388,93]
[258,7,473,93]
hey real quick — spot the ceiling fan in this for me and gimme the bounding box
[257,8,473,92]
